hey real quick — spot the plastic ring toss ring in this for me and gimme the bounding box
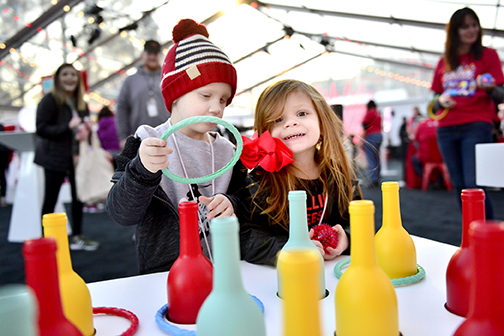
[93,306,139,336]
[155,295,264,335]
[428,100,449,121]
[333,257,426,287]
[160,116,243,184]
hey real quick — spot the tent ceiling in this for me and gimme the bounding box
[0,0,503,112]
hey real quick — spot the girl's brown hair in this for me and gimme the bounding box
[51,63,87,111]
[444,7,483,71]
[252,79,357,230]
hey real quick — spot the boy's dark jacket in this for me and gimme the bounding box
[106,135,246,274]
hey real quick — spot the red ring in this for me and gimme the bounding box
[93,306,139,336]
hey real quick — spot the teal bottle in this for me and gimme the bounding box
[196,216,266,336]
[0,284,38,336]
[277,190,326,299]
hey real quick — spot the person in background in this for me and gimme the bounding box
[97,106,120,166]
[407,106,422,141]
[361,100,383,188]
[115,39,170,149]
[429,7,504,218]
[399,116,409,181]
[236,79,362,266]
[410,118,445,188]
[34,63,100,251]
[106,19,244,274]
[0,123,12,207]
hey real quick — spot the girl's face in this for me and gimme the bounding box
[458,15,479,48]
[170,82,231,141]
[58,67,79,96]
[270,90,320,160]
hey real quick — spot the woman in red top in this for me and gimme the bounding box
[430,7,504,219]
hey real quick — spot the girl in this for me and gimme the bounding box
[237,79,361,266]
[34,63,99,251]
[430,7,504,219]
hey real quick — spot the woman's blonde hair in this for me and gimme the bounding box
[252,79,357,230]
[51,63,87,111]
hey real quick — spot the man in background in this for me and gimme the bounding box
[115,40,170,148]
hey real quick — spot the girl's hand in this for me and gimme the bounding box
[324,224,349,260]
[138,138,173,173]
[309,228,326,258]
[439,93,456,109]
[310,224,349,261]
[199,195,235,220]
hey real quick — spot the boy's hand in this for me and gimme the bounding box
[199,195,235,220]
[139,138,173,173]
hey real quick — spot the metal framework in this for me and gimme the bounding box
[0,0,84,61]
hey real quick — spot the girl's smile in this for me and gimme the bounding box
[270,90,320,161]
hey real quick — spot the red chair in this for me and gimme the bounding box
[421,162,452,192]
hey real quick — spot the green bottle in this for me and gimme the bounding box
[0,284,38,336]
[277,190,326,299]
[196,216,266,336]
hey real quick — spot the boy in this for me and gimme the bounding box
[106,19,243,274]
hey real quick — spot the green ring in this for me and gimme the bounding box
[160,116,243,184]
[333,257,426,287]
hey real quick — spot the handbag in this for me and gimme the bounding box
[76,130,115,204]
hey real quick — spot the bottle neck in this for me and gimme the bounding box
[25,249,66,323]
[382,188,402,229]
[43,224,73,274]
[211,221,244,293]
[461,197,485,248]
[350,212,378,268]
[471,232,503,319]
[179,208,203,257]
[286,195,312,247]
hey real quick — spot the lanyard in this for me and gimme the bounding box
[168,120,215,262]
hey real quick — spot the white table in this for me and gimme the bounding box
[87,236,465,335]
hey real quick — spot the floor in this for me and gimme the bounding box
[1,159,503,285]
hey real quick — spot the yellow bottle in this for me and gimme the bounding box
[278,249,322,336]
[335,200,399,336]
[376,182,417,279]
[43,213,94,336]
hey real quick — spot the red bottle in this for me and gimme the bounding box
[23,238,83,336]
[453,220,504,335]
[167,201,213,324]
[445,189,485,317]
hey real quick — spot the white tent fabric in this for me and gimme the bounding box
[0,0,502,120]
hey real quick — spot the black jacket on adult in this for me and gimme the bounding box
[34,93,89,172]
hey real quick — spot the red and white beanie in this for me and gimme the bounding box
[161,19,237,112]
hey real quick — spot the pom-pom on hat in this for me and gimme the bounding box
[161,19,237,112]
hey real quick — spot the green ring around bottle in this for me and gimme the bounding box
[333,257,426,287]
[160,116,243,184]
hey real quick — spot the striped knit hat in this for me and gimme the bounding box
[161,19,237,112]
